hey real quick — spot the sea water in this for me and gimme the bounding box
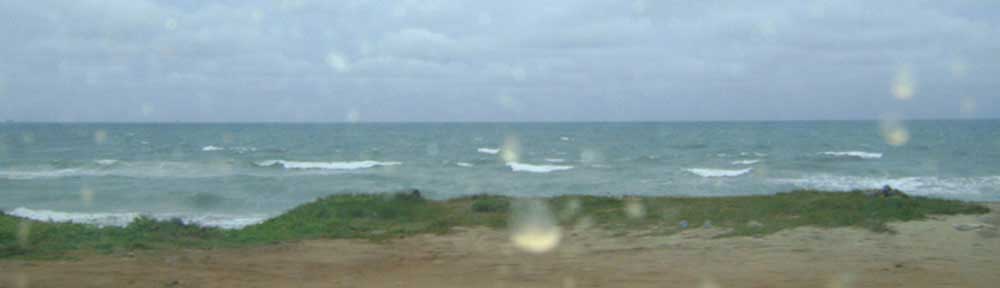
[2,121,998,228]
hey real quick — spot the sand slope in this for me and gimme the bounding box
[2,203,998,288]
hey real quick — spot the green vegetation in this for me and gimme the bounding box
[0,190,989,259]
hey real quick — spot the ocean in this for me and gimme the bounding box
[2,121,998,228]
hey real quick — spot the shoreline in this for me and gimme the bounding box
[2,202,997,287]
[1,190,990,259]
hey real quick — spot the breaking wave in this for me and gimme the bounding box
[685,168,752,178]
[507,162,574,173]
[255,160,401,170]
[5,207,266,229]
[820,151,882,159]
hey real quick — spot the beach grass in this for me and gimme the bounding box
[0,190,989,259]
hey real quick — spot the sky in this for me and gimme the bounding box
[0,0,997,122]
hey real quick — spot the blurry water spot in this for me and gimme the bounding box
[251,10,263,22]
[826,272,856,288]
[81,187,95,207]
[0,76,7,97]
[879,115,909,146]
[222,132,235,145]
[562,276,577,288]
[140,104,154,116]
[497,93,520,111]
[574,216,594,232]
[756,19,777,37]
[12,272,28,288]
[94,130,109,145]
[632,0,647,14]
[510,66,527,81]
[17,221,31,248]
[164,18,178,30]
[623,198,645,219]
[346,108,361,123]
[950,60,967,78]
[960,96,977,116]
[510,199,561,254]
[890,66,916,100]
[580,149,604,163]
[425,143,439,156]
[699,277,721,288]
[477,13,492,25]
[561,198,581,220]
[501,135,521,163]
[20,133,35,144]
[325,51,350,73]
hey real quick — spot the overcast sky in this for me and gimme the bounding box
[0,0,997,122]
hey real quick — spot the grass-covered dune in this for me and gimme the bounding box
[0,190,989,259]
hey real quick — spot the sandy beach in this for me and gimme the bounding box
[1,202,995,287]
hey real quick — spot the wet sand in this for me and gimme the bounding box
[2,203,998,288]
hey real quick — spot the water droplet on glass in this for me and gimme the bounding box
[959,96,977,117]
[827,272,856,288]
[94,130,109,145]
[164,18,178,30]
[346,108,361,123]
[950,60,967,79]
[699,277,721,288]
[325,51,350,73]
[562,276,577,288]
[890,66,916,100]
[624,198,645,219]
[81,187,95,207]
[510,199,561,254]
[879,115,909,146]
[501,135,520,164]
[141,104,154,116]
[17,221,31,248]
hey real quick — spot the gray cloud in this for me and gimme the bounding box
[0,0,997,122]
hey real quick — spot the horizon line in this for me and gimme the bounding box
[2,118,995,124]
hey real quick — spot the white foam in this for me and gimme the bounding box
[202,145,224,152]
[456,162,474,167]
[773,175,998,197]
[2,161,244,180]
[731,159,760,165]
[1,169,83,180]
[821,151,882,159]
[477,148,500,155]
[7,208,139,227]
[230,146,257,153]
[507,162,574,173]
[560,136,571,141]
[544,158,566,163]
[685,168,752,177]
[5,207,267,229]
[256,160,401,170]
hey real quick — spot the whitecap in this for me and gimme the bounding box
[507,162,573,173]
[820,151,882,159]
[560,136,571,141]
[5,207,266,229]
[202,145,224,152]
[477,148,500,155]
[0,169,83,180]
[544,158,566,163]
[255,160,401,170]
[772,175,998,197]
[95,159,119,166]
[731,159,760,165]
[456,162,474,167]
[685,168,752,178]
